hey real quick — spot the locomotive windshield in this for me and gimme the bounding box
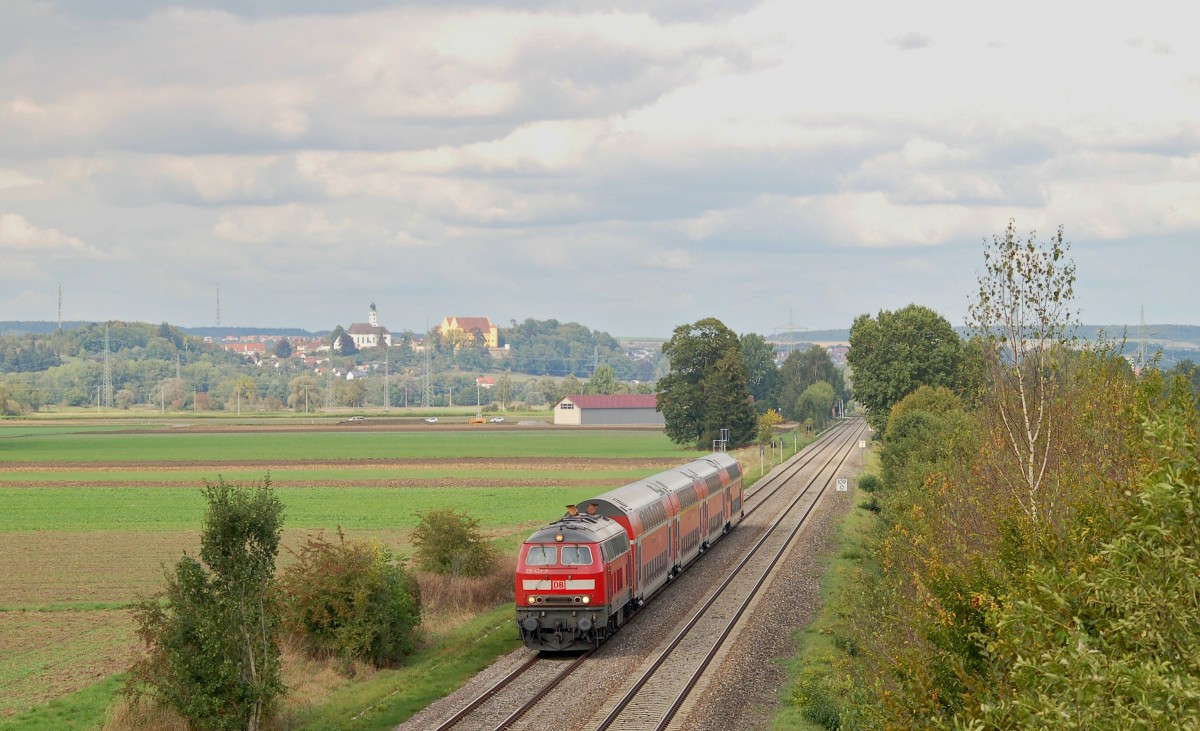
[522,544,594,566]
[525,545,556,565]
[561,546,593,565]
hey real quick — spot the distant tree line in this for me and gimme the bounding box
[0,317,666,413]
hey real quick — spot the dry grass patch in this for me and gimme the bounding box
[416,564,515,614]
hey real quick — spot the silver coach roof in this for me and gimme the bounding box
[585,452,739,518]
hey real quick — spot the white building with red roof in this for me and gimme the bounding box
[552,394,663,426]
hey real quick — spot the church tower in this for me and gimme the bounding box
[369,302,378,327]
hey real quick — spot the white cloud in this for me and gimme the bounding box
[2,0,1199,332]
[0,213,93,252]
[0,169,41,189]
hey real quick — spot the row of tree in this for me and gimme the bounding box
[654,318,852,449]
[796,220,1200,729]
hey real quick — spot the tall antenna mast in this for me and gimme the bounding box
[216,283,221,328]
[57,284,62,330]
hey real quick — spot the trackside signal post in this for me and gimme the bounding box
[713,427,730,453]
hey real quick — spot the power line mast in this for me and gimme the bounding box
[57,283,62,331]
[773,305,807,358]
[326,359,334,410]
[216,283,221,328]
[423,333,433,407]
[1138,305,1146,369]
[102,323,113,408]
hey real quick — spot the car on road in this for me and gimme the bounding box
[489,417,505,423]
[469,416,487,424]
[347,416,364,422]
[424,417,438,424]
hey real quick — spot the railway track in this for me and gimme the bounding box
[741,418,859,511]
[590,418,868,731]
[420,418,868,731]
[431,650,592,731]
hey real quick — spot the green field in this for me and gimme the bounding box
[0,485,607,532]
[0,429,686,463]
[0,421,702,724]
[0,466,659,484]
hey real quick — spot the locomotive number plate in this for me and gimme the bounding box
[551,580,566,590]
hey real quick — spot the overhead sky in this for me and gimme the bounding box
[2,1,1198,337]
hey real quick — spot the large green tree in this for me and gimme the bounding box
[585,363,619,394]
[778,345,844,422]
[795,381,836,430]
[657,318,757,449]
[740,333,779,411]
[847,304,963,432]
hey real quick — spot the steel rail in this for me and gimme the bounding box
[742,418,857,513]
[431,653,542,731]
[433,419,865,731]
[489,649,594,730]
[593,419,867,731]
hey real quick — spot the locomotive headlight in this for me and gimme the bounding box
[527,596,538,604]
[581,595,590,604]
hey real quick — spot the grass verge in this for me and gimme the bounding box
[0,675,124,731]
[288,605,521,730]
[773,452,880,731]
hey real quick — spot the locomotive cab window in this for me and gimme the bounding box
[525,545,556,565]
[560,546,593,566]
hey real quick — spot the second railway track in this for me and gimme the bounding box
[588,419,868,731]
[404,417,869,731]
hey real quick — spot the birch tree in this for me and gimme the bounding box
[967,219,1078,524]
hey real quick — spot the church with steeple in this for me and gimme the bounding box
[345,303,392,348]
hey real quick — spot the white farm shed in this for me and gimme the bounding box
[552,394,664,426]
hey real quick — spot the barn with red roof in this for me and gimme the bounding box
[552,394,664,426]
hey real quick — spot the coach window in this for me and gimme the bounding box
[526,546,556,565]
[561,546,593,566]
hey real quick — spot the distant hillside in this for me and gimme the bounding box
[0,321,91,335]
[762,324,1200,367]
[0,321,328,339]
[769,329,851,344]
[182,326,326,338]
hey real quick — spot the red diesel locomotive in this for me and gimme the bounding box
[515,453,744,651]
